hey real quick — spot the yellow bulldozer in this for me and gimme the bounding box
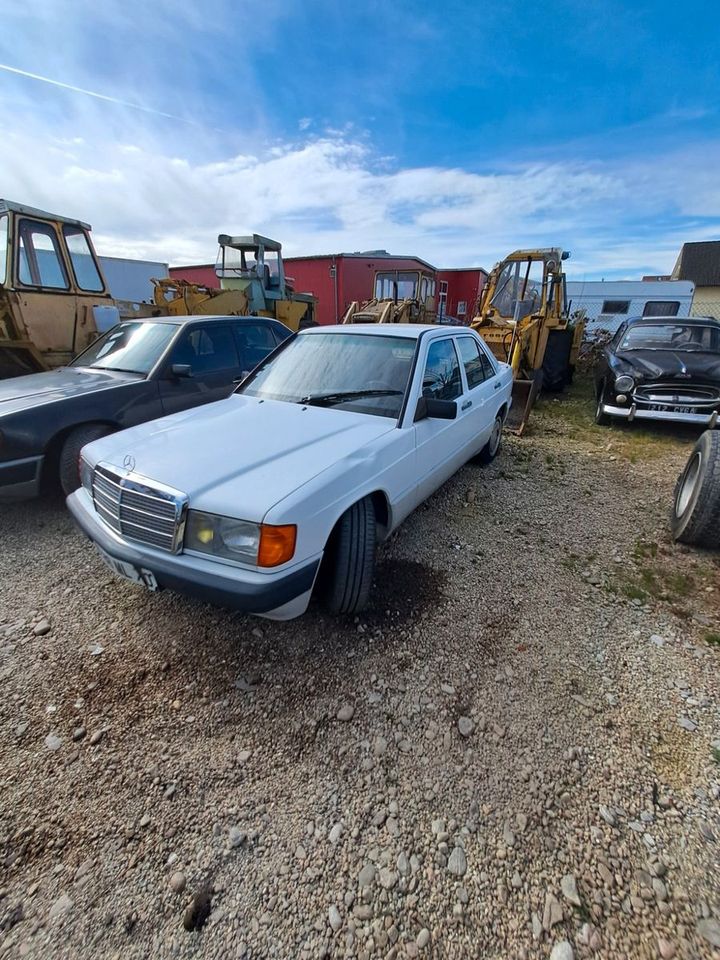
[471,248,584,434]
[342,266,437,324]
[0,201,316,379]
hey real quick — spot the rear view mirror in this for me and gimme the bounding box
[414,396,457,422]
[171,363,192,379]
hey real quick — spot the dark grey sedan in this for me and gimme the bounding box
[0,314,291,498]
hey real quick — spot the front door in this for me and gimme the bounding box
[159,323,242,415]
[414,337,467,501]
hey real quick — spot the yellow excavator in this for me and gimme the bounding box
[342,267,437,324]
[471,248,584,434]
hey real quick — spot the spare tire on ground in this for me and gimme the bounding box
[671,430,720,548]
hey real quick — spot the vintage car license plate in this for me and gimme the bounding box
[648,403,696,414]
[97,546,159,591]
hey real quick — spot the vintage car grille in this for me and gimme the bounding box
[91,463,187,553]
[633,383,720,408]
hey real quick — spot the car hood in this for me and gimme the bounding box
[616,350,720,382]
[83,394,397,522]
[0,367,142,414]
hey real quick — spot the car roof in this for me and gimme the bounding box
[299,323,468,339]
[625,315,719,327]
[134,314,283,327]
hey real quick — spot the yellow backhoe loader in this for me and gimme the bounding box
[342,267,437,324]
[471,248,584,434]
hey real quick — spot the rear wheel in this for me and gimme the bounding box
[671,431,720,547]
[59,424,112,495]
[475,413,503,465]
[319,497,376,614]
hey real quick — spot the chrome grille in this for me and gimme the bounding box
[91,463,187,553]
[634,382,720,408]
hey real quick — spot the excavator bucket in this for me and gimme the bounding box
[505,375,541,436]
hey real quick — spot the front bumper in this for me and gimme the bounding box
[67,489,321,618]
[0,455,44,500]
[601,403,720,427]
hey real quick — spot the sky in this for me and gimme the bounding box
[1,0,719,278]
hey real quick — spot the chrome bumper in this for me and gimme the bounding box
[602,403,720,427]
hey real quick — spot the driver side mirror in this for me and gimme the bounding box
[414,395,457,422]
[170,363,193,379]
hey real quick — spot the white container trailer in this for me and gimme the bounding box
[98,255,169,304]
[566,279,695,339]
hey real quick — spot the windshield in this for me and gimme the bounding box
[619,323,720,353]
[240,333,416,419]
[69,321,178,374]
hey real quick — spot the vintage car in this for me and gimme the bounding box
[594,315,720,427]
[67,325,513,620]
[0,314,291,498]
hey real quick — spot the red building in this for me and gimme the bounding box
[436,267,488,322]
[170,254,487,326]
[283,251,437,325]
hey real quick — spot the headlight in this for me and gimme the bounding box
[184,510,296,567]
[614,374,634,393]
[80,457,93,494]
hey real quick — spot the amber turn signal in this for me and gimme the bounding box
[257,524,297,567]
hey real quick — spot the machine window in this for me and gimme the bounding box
[17,219,69,289]
[422,339,462,400]
[63,225,105,292]
[457,336,491,388]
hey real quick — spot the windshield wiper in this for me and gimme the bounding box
[298,389,403,407]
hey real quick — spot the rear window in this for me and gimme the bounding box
[642,300,680,317]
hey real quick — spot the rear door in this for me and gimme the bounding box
[158,323,242,415]
[455,335,500,456]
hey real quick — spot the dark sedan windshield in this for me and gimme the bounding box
[620,323,720,353]
[69,321,178,374]
[240,332,416,418]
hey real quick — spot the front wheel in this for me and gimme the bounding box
[474,413,503,465]
[671,431,720,547]
[319,497,376,614]
[59,424,112,495]
[595,384,611,426]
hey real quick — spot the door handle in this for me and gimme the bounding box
[461,400,472,411]
[493,381,502,390]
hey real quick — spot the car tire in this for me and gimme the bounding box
[595,382,611,426]
[475,413,503,464]
[671,430,720,548]
[321,496,376,615]
[58,424,112,495]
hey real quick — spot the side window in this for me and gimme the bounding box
[18,219,69,289]
[63,225,105,292]
[457,336,491,388]
[171,325,239,374]
[422,339,462,401]
[643,300,680,317]
[0,214,7,285]
[242,323,277,349]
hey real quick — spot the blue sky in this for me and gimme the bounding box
[0,0,718,277]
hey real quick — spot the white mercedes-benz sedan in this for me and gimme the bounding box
[67,325,513,620]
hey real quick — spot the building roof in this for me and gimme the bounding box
[437,266,489,275]
[672,241,720,287]
[284,251,437,271]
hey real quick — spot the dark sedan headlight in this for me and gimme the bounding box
[614,375,634,394]
[184,510,296,567]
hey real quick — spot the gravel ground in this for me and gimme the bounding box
[1,385,720,960]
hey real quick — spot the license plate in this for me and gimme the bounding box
[97,546,159,591]
[648,403,696,414]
